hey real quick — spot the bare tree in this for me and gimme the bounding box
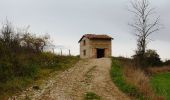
[0,19,21,51]
[129,0,160,56]
[1,19,14,45]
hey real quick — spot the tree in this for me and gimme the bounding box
[0,20,14,46]
[133,49,162,67]
[0,19,22,54]
[144,49,162,66]
[20,32,50,52]
[129,0,160,66]
[32,34,50,52]
[21,33,34,49]
[164,60,170,66]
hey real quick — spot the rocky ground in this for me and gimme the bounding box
[12,58,129,100]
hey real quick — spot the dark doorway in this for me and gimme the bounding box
[97,48,105,58]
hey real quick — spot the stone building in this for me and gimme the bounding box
[78,34,113,59]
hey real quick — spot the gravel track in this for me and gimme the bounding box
[14,58,130,100]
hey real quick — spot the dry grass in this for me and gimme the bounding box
[123,63,164,100]
[146,66,170,74]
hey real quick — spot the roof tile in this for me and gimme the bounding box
[79,34,113,42]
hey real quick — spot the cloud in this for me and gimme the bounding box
[0,0,169,59]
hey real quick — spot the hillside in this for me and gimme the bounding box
[11,58,129,100]
[0,53,79,100]
[0,20,79,99]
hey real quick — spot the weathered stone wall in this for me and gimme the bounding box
[89,39,112,58]
[80,38,112,59]
[80,37,91,58]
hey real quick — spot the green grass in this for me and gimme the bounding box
[110,59,144,99]
[150,72,170,100]
[0,77,33,99]
[84,92,101,100]
[0,55,79,99]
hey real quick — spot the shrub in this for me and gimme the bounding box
[164,60,170,66]
[144,50,162,66]
[14,63,38,77]
[0,20,80,99]
[133,49,162,67]
[0,57,38,82]
[0,61,13,82]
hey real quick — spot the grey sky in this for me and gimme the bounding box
[0,0,169,60]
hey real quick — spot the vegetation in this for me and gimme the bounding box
[144,50,162,66]
[111,58,163,100]
[129,0,161,68]
[164,60,170,66]
[110,59,144,99]
[133,49,162,67]
[151,72,170,100]
[0,20,79,99]
[84,92,101,100]
[147,66,170,74]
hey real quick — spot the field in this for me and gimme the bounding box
[150,72,170,100]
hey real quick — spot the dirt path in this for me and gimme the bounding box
[14,58,129,100]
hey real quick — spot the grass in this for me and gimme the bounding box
[84,92,101,100]
[0,55,79,99]
[111,58,164,100]
[110,59,144,99]
[150,72,170,100]
[0,77,33,99]
[147,66,170,74]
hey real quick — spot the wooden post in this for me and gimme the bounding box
[60,49,62,56]
[69,49,71,56]
[52,48,54,54]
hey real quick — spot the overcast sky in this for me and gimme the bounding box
[0,0,169,60]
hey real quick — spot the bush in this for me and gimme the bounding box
[0,61,13,82]
[0,20,80,99]
[14,63,38,77]
[0,57,38,82]
[164,60,170,66]
[0,52,79,99]
[144,50,162,67]
[133,49,162,67]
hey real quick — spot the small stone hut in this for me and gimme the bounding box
[78,34,113,59]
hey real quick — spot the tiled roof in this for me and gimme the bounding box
[78,34,113,43]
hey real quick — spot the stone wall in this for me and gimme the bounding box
[89,39,112,58]
[80,38,112,59]
[80,37,90,58]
